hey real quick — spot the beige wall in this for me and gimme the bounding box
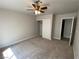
[0,9,37,48]
[73,11,79,59]
[53,12,77,40]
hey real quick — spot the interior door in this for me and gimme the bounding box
[42,19,51,40]
[69,17,76,46]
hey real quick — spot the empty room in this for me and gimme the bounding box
[0,0,79,59]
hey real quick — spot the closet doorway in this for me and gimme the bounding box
[61,17,76,46]
[37,21,42,37]
[61,19,72,41]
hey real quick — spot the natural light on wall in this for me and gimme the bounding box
[2,48,17,59]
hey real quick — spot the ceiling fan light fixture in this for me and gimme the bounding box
[35,10,41,15]
[27,0,48,15]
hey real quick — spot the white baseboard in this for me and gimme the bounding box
[0,34,38,48]
[53,37,61,40]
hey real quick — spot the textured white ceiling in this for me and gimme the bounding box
[0,0,79,14]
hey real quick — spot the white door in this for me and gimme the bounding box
[42,19,52,40]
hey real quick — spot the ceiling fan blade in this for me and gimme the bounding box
[41,6,47,10]
[40,10,44,13]
[32,4,36,8]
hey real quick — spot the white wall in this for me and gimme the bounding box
[63,19,72,38]
[36,14,53,40]
[0,9,37,48]
[53,12,77,40]
[73,11,79,59]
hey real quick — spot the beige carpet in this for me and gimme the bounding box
[0,37,74,59]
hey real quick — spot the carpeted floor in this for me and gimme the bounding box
[0,37,74,59]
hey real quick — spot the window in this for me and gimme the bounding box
[3,48,17,59]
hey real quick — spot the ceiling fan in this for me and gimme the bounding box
[27,0,48,15]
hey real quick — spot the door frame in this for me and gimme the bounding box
[60,17,75,46]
